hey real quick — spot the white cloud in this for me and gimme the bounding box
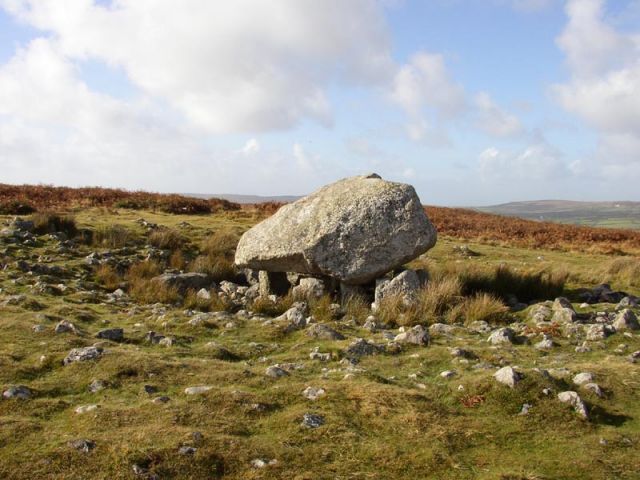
[391,52,466,119]
[0,36,339,194]
[241,138,261,155]
[1,0,393,133]
[474,92,523,137]
[391,51,521,143]
[478,141,566,181]
[553,0,640,179]
[555,0,640,135]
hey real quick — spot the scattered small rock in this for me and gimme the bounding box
[493,366,522,388]
[184,386,213,395]
[301,413,325,428]
[557,391,589,419]
[302,386,326,400]
[2,385,32,400]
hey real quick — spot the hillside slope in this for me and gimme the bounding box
[478,200,640,229]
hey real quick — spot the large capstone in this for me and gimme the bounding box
[234,174,436,285]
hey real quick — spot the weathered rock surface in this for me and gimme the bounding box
[63,346,103,365]
[373,269,422,310]
[235,175,437,285]
[394,325,430,345]
[493,366,522,388]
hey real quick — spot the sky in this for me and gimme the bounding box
[0,0,639,206]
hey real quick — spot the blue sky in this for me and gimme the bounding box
[0,0,639,205]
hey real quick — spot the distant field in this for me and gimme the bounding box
[478,200,640,230]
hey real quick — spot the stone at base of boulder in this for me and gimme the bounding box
[258,271,290,297]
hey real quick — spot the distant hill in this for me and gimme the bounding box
[477,200,640,230]
[185,193,301,204]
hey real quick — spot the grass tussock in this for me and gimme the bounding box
[127,260,162,280]
[189,228,240,282]
[309,294,337,323]
[343,294,370,322]
[93,224,133,248]
[125,260,178,303]
[95,264,122,291]
[377,276,509,326]
[169,250,186,270]
[31,212,77,237]
[600,256,640,289]
[448,293,509,325]
[148,228,186,250]
[129,278,180,304]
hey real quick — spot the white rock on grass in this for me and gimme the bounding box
[63,346,103,365]
[2,385,32,400]
[583,383,603,397]
[572,372,594,386]
[265,365,289,378]
[613,309,639,331]
[493,366,523,388]
[557,391,589,419]
[302,386,326,401]
[394,325,430,345]
[184,386,213,395]
[75,404,99,414]
[487,327,515,345]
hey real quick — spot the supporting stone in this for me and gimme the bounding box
[258,271,290,297]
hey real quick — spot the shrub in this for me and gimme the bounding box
[148,228,185,250]
[158,196,212,214]
[94,224,133,248]
[0,200,35,215]
[32,212,77,237]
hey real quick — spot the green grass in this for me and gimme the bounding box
[0,208,639,479]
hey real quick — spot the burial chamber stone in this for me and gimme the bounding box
[234,174,437,285]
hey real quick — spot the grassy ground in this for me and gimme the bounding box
[1,208,639,479]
